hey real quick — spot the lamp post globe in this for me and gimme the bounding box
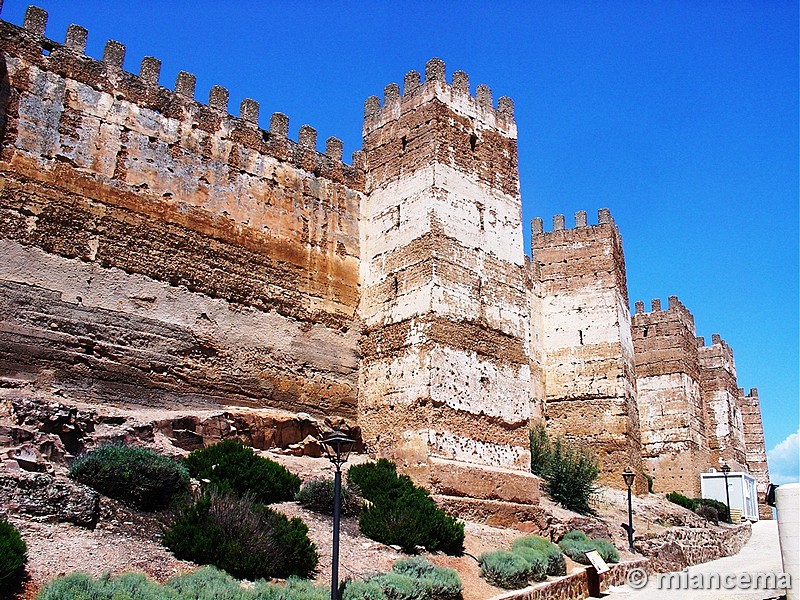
[321,428,356,600]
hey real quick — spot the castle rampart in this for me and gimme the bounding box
[0,8,363,416]
[0,6,770,512]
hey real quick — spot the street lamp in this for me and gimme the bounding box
[721,462,732,524]
[622,468,636,552]
[321,428,356,600]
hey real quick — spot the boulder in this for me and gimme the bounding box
[0,470,100,528]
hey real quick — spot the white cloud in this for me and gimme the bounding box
[768,429,800,485]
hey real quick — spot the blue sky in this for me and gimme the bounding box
[2,1,797,481]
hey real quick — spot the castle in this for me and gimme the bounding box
[0,7,770,518]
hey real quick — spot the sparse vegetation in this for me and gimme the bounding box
[68,444,190,511]
[344,557,462,600]
[666,491,698,511]
[0,517,27,591]
[34,560,458,600]
[511,536,567,576]
[478,534,566,590]
[184,439,300,504]
[347,459,464,554]
[557,530,619,565]
[163,490,318,580]
[296,477,362,516]
[35,567,329,600]
[528,422,599,514]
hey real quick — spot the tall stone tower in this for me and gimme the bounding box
[531,210,645,491]
[631,296,710,496]
[358,58,539,504]
[698,334,748,470]
[738,387,771,519]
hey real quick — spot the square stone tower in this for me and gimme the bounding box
[358,59,539,504]
[631,296,710,496]
[531,210,645,492]
[698,334,748,471]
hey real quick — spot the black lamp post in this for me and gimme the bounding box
[321,428,355,600]
[721,462,732,524]
[622,468,636,552]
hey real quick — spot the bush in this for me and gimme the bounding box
[163,490,318,580]
[392,557,462,600]
[36,571,180,600]
[296,477,362,516]
[696,504,719,524]
[528,424,599,514]
[0,517,27,591]
[347,460,464,555]
[666,491,698,511]
[184,440,300,505]
[695,498,729,522]
[252,577,328,600]
[68,444,189,511]
[529,422,551,477]
[557,530,619,565]
[478,551,533,590]
[166,567,249,599]
[511,536,566,576]
[342,580,389,600]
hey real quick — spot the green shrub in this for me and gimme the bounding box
[510,548,547,582]
[68,444,189,511]
[695,497,729,522]
[251,577,328,600]
[366,572,428,600]
[167,567,249,599]
[529,422,551,477]
[36,568,329,600]
[0,517,26,591]
[528,424,599,514]
[36,571,180,600]
[184,440,300,504]
[342,580,389,600]
[391,557,462,600]
[511,536,566,576]
[348,460,464,555]
[479,550,534,589]
[557,530,619,565]
[163,490,317,580]
[296,477,362,516]
[695,504,719,524]
[666,491,698,511]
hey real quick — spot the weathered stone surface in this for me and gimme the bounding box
[0,469,99,527]
[0,13,770,506]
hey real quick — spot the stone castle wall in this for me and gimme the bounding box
[0,9,363,418]
[0,7,769,509]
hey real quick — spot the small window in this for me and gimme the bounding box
[469,133,478,152]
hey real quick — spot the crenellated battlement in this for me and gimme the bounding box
[696,333,732,350]
[531,208,614,236]
[632,295,695,328]
[362,57,516,138]
[2,6,362,180]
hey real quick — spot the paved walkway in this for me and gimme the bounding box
[607,520,789,599]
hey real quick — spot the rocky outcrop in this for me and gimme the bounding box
[0,469,99,527]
